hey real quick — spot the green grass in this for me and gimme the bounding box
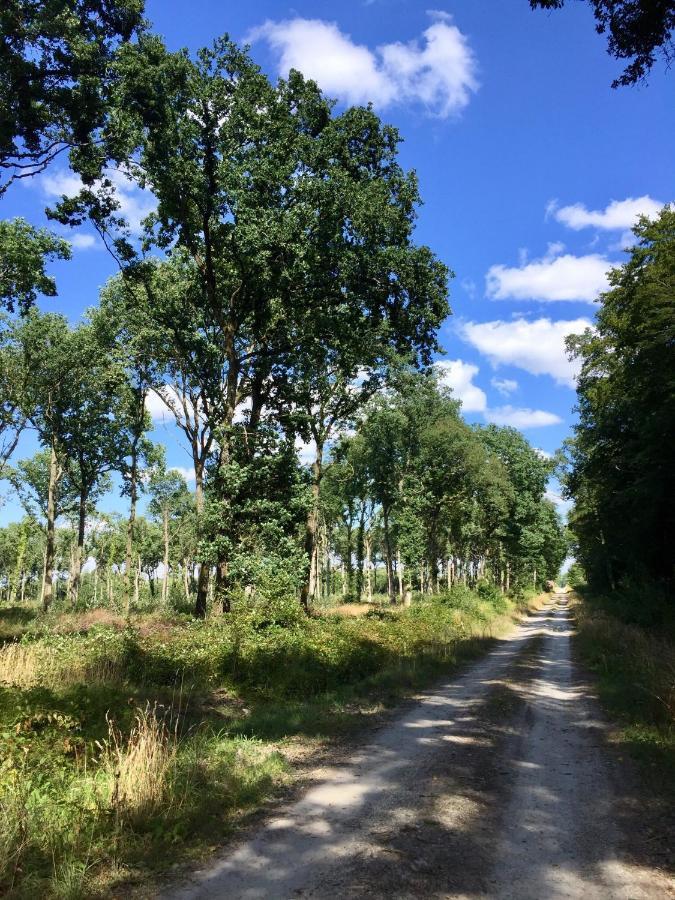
[572,589,675,787]
[0,588,523,897]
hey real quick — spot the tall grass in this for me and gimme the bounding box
[0,587,524,897]
[573,591,675,782]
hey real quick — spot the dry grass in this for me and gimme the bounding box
[0,642,42,687]
[105,705,179,823]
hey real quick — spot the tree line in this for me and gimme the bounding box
[563,207,674,601]
[0,2,568,616]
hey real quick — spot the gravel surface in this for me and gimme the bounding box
[167,596,674,899]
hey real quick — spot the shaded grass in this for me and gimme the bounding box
[572,590,675,789]
[0,588,526,897]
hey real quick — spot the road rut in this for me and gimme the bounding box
[169,597,673,899]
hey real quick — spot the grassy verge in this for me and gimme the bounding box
[0,586,532,898]
[571,589,675,788]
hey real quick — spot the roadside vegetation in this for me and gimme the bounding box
[0,583,537,898]
[569,580,675,789]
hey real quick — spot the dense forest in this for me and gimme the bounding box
[563,207,675,609]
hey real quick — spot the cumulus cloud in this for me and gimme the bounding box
[486,245,611,303]
[485,406,562,429]
[491,377,518,396]
[459,317,592,388]
[249,14,478,117]
[435,359,487,412]
[550,195,664,231]
[41,168,155,235]
[434,359,559,431]
[295,435,318,465]
[69,233,98,250]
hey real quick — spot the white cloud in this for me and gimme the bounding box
[485,406,562,429]
[486,248,611,303]
[145,387,178,422]
[535,448,553,460]
[491,377,518,396]
[551,195,664,231]
[169,466,196,483]
[545,487,573,519]
[295,435,318,465]
[249,13,478,117]
[435,360,487,412]
[69,233,98,250]
[460,277,477,299]
[40,168,155,235]
[459,317,592,388]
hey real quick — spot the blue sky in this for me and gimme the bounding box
[2,0,674,523]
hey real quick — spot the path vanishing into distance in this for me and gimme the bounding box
[169,596,674,900]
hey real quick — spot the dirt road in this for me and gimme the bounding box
[169,596,673,899]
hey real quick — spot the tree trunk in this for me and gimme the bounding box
[125,441,138,613]
[133,554,140,606]
[365,534,373,602]
[182,559,190,602]
[355,504,366,602]
[193,461,210,617]
[162,507,170,604]
[382,507,395,603]
[397,549,404,601]
[300,443,323,613]
[42,441,59,612]
[69,488,87,607]
[215,560,230,613]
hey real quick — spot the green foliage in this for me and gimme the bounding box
[0,0,146,193]
[574,591,674,788]
[564,207,675,596]
[0,587,515,895]
[0,219,71,313]
[529,0,675,87]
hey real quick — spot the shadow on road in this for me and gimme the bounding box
[170,600,674,900]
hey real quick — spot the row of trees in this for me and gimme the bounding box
[0,305,566,612]
[563,207,674,596]
[0,4,567,615]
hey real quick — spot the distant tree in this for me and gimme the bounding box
[0,219,71,313]
[530,0,675,86]
[148,466,191,605]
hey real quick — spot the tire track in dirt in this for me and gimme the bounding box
[167,598,673,899]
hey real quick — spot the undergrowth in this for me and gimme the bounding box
[572,588,675,788]
[0,587,523,897]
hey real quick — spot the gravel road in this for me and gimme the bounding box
[168,596,674,899]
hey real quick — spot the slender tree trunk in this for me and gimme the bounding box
[125,441,139,613]
[300,444,323,612]
[69,488,87,607]
[42,441,59,612]
[193,461,211,617]
[345,510,354,601]
[397,549,404,601]
[355,504,366,602]
[215,560,230,612]
[162,507,169,605]
[182,559,190,602]
[365,534,373,602]
[133,555,140,606]
[382,507,395,603]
